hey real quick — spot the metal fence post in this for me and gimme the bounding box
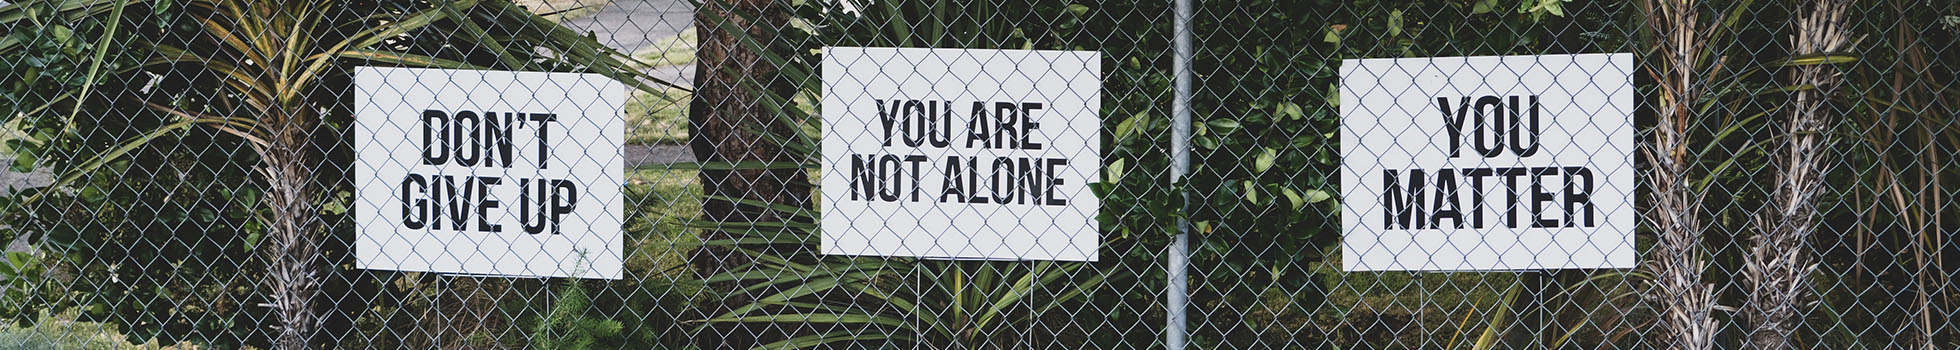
[1166,0,1195,348]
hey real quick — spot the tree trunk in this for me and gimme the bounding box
[264,129,321,350]
[688,0,811,347]
[1743,0,1850,348]
[1641,1,1719,349]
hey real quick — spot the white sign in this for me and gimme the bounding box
[820,47,1102,261]
[353,67,625,279]
[1340,54,1636,271]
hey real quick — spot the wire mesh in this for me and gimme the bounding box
[0,0,1954,349]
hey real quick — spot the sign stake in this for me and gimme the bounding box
[1166,0,1194,348]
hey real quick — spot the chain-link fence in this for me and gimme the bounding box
[0,0,1956,349]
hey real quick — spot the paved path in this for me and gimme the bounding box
[625,144,695,168]
[560,0,695,54]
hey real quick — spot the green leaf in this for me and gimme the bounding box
[79,186,106,204]
[1777,54,1858,67]
[1106,158,1126,183]
[1326,83,1340,107]
[1387,10,1404,37]
[751,331,896,349]
[11,151,34,172]
[337,49,490,70]
[1254,147,1277,173]
[6,252,32,270]
[1279,101,1305,120]
[1115,111,1146,140]
[321,191,351,215]
[1302,189,1332,203]
[1066,4,1089,15]
[705,312,905,328]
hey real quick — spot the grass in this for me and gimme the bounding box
[0,310,189,349]
[630,28,698,68]
[623,169,700,280]
[514,0,612,22]
[624,88,691,145]
[621,28,701,145]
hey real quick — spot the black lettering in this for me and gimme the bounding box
[1045,158,1068,206]
[1500,167,1527,228]
[1021,102,1044,150]
[520,178,547,234]
[1383,169,1426,230]
[422,110,449,165]
[878,99,899,146]
[1531,167,1559,228]
[453,111,481,167]
[995,102,1019,149]
[967,156,987,203]
[1027,158,1042,205]
[1509,96,1542,157]
[476,176,502,232]
[528,113,557,169]
[551,179,577,234]
[1431,169,1463,229]
[1465,168,1493,229]
[878,155,902,202]
[1436,97,1471,158]
[443,175,470,230]
[1564,167,1595,228]
[851,154,875,201]
[1474,96,1505,158]
[401,174,428,229]
[967,102,991,148]
[930,101,953,148]
[904,155,929,202]
[903,100,928,147]
[991,157,1015,204]
[940,156,966,203]
[485,112,514,168]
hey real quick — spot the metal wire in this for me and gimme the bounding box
[0,0,1956,349]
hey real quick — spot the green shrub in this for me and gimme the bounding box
[526,280,623,350]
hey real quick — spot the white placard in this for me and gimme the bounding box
[821,47,1102,261]
[353,67,625,279]
[1340,53,1636,271]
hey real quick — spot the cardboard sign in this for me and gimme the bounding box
[1340,54,1636,271]
[820,47,1102,261]
[353,67,625,279]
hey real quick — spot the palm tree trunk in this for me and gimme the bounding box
[263,137,321,349]
[689,0,808,279]
[1642,1,1719,349]
[689,0,811,346]
[1743,0,1850,348]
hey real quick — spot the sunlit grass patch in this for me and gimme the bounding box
[624,88,691,145]
[623,169,699,281]
[0,310,188,349]
[630,28,698,68]
[515,0,613,22]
